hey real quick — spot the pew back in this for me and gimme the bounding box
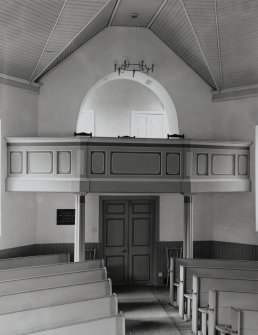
[0,253,69,270]
[192,276,258,334]
[231,307,258,335]
[172,257,258,283]
[0,267,107,295]
[170,257,258,304]
[179,266,258,318]
[0,259,104,282]
[208,290,258,335]
[0,294,118,335]
[27,315,125,335]
[0,280,112,314]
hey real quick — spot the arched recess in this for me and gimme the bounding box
[76,72,179,135]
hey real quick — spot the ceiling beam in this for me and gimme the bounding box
[108,0,120,26]
[0,73,40,93]
[179,0,219,91]
[147,0,168,29]
[214,0,223,90]
[212,85,258,102]
[32,0,115,83]
[29,0,68,83]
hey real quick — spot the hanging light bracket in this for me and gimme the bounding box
[114,13,155,77]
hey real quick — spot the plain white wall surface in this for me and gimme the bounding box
[0,84,38,249]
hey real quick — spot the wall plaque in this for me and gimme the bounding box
[56,209,75,225]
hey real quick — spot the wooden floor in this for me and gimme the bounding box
[115,286,193,335]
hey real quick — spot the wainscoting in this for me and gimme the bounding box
[0,241,257,286]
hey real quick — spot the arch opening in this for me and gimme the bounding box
[76,72,179,137]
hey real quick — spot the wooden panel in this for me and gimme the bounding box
[10,151,23,174]
[91,151,105,174]
[57,151,71,174]
[231,307,240,334]
[106,219,125,247]
[0,259,104,282]
[238,154,248,175]
[166,153,181,175]
[132,203,151,214]
[132,255,150,282]
[27,151,53,174]
[132,219,150,246]
[29,315,125,335]
[111,152,161,175]
[0,268,107,296]
[0,253,69,270]
[6,137,251,193]
[0,281,111,314]
[106,203,125,214]
[241,309,258,334]
[197,153,208,175]
[211,154,235,175]
[0,295,118,335]
[209,290,258,335]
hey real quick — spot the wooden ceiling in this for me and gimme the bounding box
[1,0,258,98]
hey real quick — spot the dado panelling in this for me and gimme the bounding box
[6,137,251,193]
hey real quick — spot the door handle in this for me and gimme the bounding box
[122,249,127,253]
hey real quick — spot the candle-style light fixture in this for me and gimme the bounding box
[114,13,154,77]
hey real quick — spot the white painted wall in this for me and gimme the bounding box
[35,26,258,245]
[0,84,38,249]
[211,97,258,244]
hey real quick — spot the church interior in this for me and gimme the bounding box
[0,0,258,334]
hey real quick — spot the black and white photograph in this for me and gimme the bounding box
[0,0,258,334]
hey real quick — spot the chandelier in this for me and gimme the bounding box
[114,13,154,77]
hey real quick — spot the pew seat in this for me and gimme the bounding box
[192,276,258,335]
[231,307,258,335]
[170,257,258,306]
[208,290,258,335]
[27,315,125,335]
[0,279,112,314]
[178,265,258,318]
[0,294,118,335]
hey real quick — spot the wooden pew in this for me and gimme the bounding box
[0,267,107,295]
[192,276,258,335]
[208,290,258,335]
[0,279,112,314]
[178,266,258,318]
[169,257,258,305]
[27,315,125,335]
[227,307,258,335]
[0,294,119,335]
[0,253,70,269]
[0,258,104,282]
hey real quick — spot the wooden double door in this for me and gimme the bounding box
[102,198,155,285]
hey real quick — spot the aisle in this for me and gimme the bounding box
[115,286,191,335]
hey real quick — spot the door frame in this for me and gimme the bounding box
[99,195,160,286]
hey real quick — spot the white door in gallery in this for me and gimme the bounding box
[131,111,167,138]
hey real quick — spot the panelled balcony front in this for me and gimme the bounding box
[6,137,251,194]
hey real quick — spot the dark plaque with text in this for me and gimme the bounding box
[57,209,75,225]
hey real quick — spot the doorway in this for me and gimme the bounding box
[100,196,159,286]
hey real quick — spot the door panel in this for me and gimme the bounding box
[103,200,129,285]
[102,198,155,285]
[129,200,154,285]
